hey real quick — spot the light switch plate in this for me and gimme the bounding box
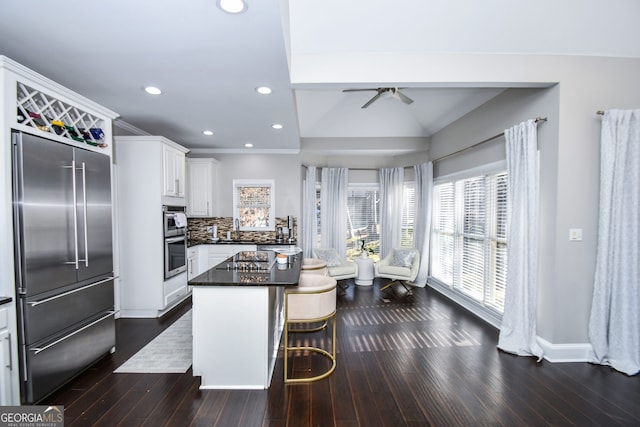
[569,228,583,241]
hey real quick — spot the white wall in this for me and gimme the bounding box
[301,136,429,170]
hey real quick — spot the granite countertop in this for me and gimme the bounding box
[188,238,297,248]
[189,253,302,287]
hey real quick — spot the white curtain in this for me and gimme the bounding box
[320,168,348,257]
[498,119,544,360]
[379,167,404,258]
[301,166,317,258]
[413,162,433,286]
[588,109,640,376]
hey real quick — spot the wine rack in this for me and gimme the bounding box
[16,82,107,148]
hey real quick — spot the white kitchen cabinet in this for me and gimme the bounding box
[186,244,257,282]
[188,246,200,280]
[164,274,189,308]
[192,285,284,389]
[207,244,256,270]
[163,145,186,200]
[186,158,218,217]
[116,136,190,318]
[0,307,13,405]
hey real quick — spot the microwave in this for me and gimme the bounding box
[163,206,186,237]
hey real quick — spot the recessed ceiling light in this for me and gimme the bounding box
[144,86,162,95]
[271,123,283,130]
[245,143,253,148]
[217,0,247,14]
[256,86,272,95]
[203,130,214,136]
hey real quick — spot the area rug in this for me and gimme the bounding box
[114,310,192,374]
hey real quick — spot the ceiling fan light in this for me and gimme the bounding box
[217,0,247,14]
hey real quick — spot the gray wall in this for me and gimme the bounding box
[194,55,640,348]
[191,152,302,220]
[427,55,640,345]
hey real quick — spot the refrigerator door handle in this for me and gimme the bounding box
[30,311,115,355]
[11,133,26,293]
[26,277,115,307]
[71,160,79,269]
[81,162,89,267]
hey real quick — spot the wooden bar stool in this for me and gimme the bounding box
[284,274,337,383]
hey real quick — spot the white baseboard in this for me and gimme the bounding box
[537,336,593,363]
[119,309,159,318]
[427,281,502,329]
[427,281,594,364]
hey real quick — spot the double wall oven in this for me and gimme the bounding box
[163,206,187,279]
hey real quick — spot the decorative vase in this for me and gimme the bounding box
[360,252,369,259]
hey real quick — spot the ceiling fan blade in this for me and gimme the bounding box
[361,92,383,108]
[395,90,414,105]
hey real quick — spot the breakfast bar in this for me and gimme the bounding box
[189,250,301,389]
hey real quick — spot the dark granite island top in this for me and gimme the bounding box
[191,250,300,389]
[189,251,302,287]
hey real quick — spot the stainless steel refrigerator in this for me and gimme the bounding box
[12,130,116,404]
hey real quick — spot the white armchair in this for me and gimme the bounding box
[375,248,420,298]
[313,248,358,292]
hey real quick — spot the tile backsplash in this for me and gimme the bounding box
[188,217,296,243]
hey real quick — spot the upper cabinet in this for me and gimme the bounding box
[1,56,118,158]
[115,136,189,208]
[186,158,218,217]
[163,145,186,199]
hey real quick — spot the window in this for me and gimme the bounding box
[314,175,415,262]
[346,185,380,260]
[430,171,508,313]
[233,179,275,231]
[401,182,415,247]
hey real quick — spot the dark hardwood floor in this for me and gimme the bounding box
[45,279,640,426]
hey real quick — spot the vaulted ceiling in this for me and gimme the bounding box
[1,0,638,154]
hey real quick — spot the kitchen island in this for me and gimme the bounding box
[189,250,301,389]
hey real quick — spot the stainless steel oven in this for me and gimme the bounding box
[163,206,187,278]
[165,235,187,278]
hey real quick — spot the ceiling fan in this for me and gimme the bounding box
[342,87,414,109]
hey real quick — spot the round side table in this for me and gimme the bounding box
[355,256,375,287]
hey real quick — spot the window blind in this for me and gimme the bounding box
[401,182,416,247]
[430,171,508,314]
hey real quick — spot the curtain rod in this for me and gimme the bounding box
[302,165,386,171]
[597,110,605,115]
[432,116,547,163]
